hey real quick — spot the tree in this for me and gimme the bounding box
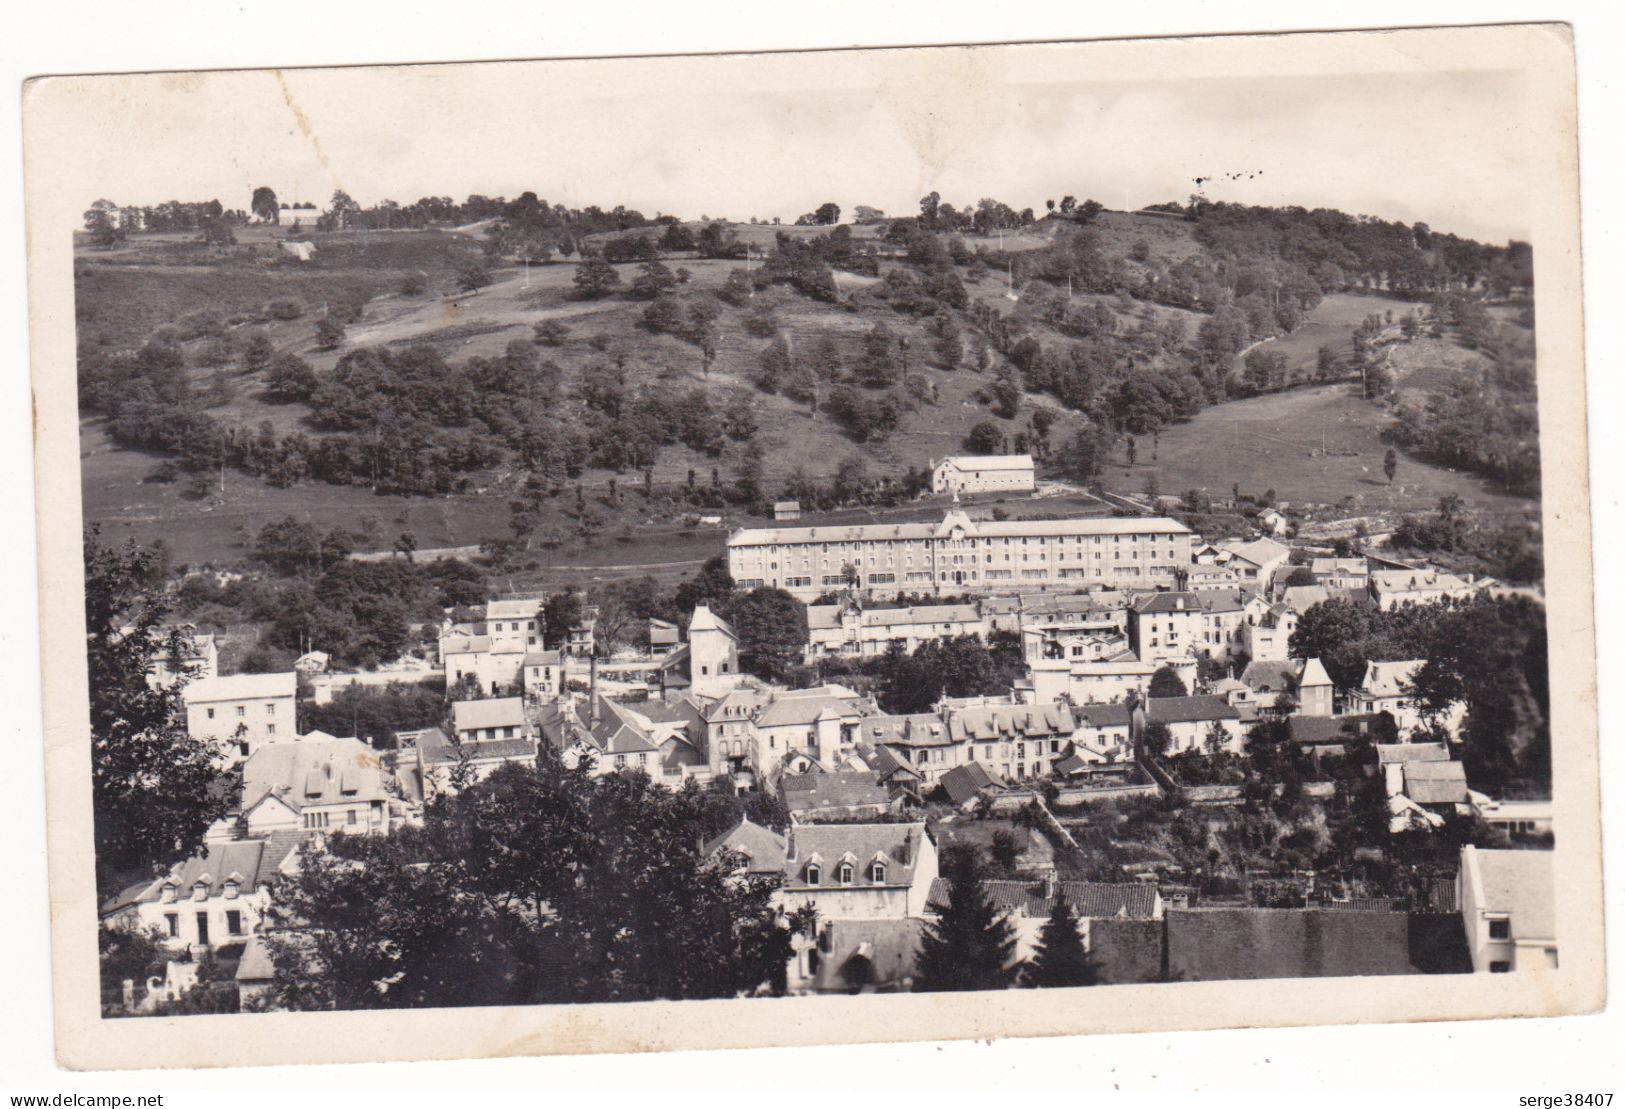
[315,314,346,350]
[251,186,280,224]
[85,531,234,897]
[1058,425,1113,485]
[813,202,841,225]
[1283,566,1318,587]
[542,591,585,650]
[964,421,1003,455]
[1023,896,1098,988]
[722,588,807,681]
[573,257,621,299]
[630,260,679,300]
[1142,722,1174,759]
[456,261,493,294]
[1148,666,1188,698]
[915,845,1020,992]
[1384,448,1399,485]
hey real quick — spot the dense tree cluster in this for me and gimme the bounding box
[261,760,811,1009]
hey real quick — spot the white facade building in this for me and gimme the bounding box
[930,454,1036,496]
[182,672,298,759]
[729,510,1195,601]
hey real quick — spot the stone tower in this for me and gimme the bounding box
[688,604,741,698]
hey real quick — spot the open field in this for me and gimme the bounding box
[1099,381,1534,513]
[1228,291,1416,384]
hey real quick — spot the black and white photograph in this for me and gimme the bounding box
[18,18,1604,1073]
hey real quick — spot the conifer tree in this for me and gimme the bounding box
[914,845,1020,992]
[1023,895,1098,988]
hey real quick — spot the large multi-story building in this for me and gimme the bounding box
[728,510,1195,601]
[930,454,1036,495]
[182,672,298,760]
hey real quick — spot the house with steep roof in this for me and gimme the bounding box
[182,672,298,760]
[1459,845,1557,972]
[780,770,895,822]
[1219,537,1291,590]
[1347,659,1463,736]
[647,618,682,657]
[780,822,937,921]
[948,701,1078,782]
[239,732,398,835]
[853,712,960,785]
[704,817,789,876]
[939,761,1004,808]
[1141,695,1245,755]
[805,600,986,660]
[1370,566,1480,610]
[1238,657,1334,716]
[688,604,742,698]
[100,835,304,954]
[930,453,1036,495]
[1128,591,1206,663]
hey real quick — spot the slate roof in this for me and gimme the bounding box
[807,603,983,631]
[939,762,1002,806]
[1222,538,1290,569]
[926,878,1159,920]
[858,712,952,748]
[451,697,527,733]
[687,604,737,638]
[1133,592,1205,615]
[1074,703,1133,729]
[1240,659,1297,693]
[781,770,891,814]
[440,634,496,655]
[1289,714,1384,745]
[1402,760,1470,805]
[703,817,789,875]
[485,597,543,620]
[948,702,1075,743]
[754,688,875,728]
[241,735,392,813]
[102,834,305,914]
[783,823,927,889]
[522,649,562,667]
[1145,695,1239,724]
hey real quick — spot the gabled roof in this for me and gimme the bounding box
[939,762,1002,806]
[522,649,563,667]
[703,817,788,875]
[780,770,891,814]
[1360,659,1425,698]
[440,634,494,655]
[485,597,543,620]
[241,735,392,813]
[1133,592,1205,615]
[1402,760,1469,804]
[938,453,1035,473]
[182,671,297,704]
[1297,658,1332,688]
[1222,537,1290,569]
[783,823,926,888]
[687,604,737,639]
[1240,659,1297,693]
[753,688,875,728]
[1145,695,1239,724]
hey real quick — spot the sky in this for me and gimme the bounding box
[49,40,1536,244]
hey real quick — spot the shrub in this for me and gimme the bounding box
[266,299,305,321]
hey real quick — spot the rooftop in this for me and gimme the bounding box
[1465,847,1555,942]
[182,671,297,703]
[927,878,1160,920]
[937,454,1036,472]
[784,822,927,889]
[241,734,392,813]
[451,697,527,733]
[1145,694,1239,724]
[728,511,1192,548]
[780,770,891,814]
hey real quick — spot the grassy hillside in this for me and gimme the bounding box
[75,209,1533,570]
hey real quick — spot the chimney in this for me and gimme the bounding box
[1042,867,1057,900]
[899,828,913,865]
[786,829,797,861]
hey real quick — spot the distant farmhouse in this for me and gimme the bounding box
[931,454,1036,496]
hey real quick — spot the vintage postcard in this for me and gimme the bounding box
[23,22,1600,1071]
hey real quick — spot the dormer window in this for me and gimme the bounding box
[872,863,887,884]
[805,863,821,885]
[837,863,855,885]
[160,884,177,904]
[223,880,238,900]
[191,881,209,902]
